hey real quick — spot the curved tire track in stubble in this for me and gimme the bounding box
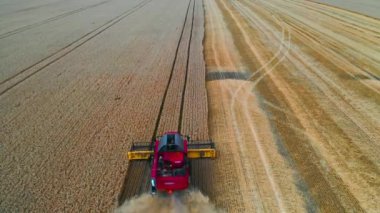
[0,0,151,96]
[259,0,380,94]
[204,0,380,211]
[220,0,355,211]
[255,0,380,169]
[217,0,291,211]
[218,0,379,211]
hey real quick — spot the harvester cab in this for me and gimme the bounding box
[127,131,216,195]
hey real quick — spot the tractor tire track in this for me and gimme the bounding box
[221,0,291,210]
[0,0,110,40]
[251,0,380,155]
[118,0,212,204]
[230,0,366,209]
[118,0,195,203]
[0,1,58,17]
[0,0,154,176]
[204,0,380,211]
[0,0,151,96]
[1,0,211,211]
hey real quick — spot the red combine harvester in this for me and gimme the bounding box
[127,131,216,194]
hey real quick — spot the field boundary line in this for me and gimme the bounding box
[224,0,291,211]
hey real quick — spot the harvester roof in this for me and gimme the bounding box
[158,133,185,152]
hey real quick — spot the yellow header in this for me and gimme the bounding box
[127,148,216,160]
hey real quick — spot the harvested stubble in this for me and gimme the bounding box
[204,0,380,211]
